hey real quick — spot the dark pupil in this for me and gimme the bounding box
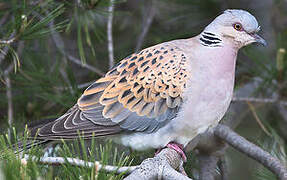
[236,24,241,29]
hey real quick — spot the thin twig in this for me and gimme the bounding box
[2,42,24,138]
[214,124,287,180]
[22,154,137,175]
[48,17,105,76]
[77,81,94,89]
[246,101,272,136]
[44,10,74,94]
[0,12,9,27]
[0,32,16,65]
[107,0,115,69]
[0,37,16,45]
[135,0,156,52]
[218,156,228,180]
[33,10,105,76]
[232,96,287,106]
[0,46,9,65]
[67,54,105,75]
[3,65,14,138]
[4,73,13,138]
[0,30,17,45]
[55,81,94,91]
[197,153,219,180]
[194,128,227,180]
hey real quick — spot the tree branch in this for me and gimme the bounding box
[0,37,16,45]
[232,96,287,106]
[55,80,95,91]
[107,0,115,69]
[4,72,13,138]
[41,11,105,76]
[197,153,219,180]
[192,128,227,180]
[0,46,9,65]
[66,54,105,76]
[3,41,24,138]
[218,156,228,180]
[0,12,9,28]
[246,101,272,136]
[214,124,287,180]
[135,0,156,52]
[21,154,137,175]
[124,148,191,180]
[19,123,287,179]
[0,32,16,65]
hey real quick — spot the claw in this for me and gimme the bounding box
[155,142,187,162]
[154,142,188,175]
[166,142,187,162]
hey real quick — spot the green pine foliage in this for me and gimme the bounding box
[0,128,132,180]
[0,0,286,179]
[254,129,286,180]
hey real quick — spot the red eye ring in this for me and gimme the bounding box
[233,23,243,31]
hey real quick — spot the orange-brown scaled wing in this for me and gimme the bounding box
[78,42,189,133]
[32,41,190,140]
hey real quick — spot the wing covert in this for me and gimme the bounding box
[78,41,190,133]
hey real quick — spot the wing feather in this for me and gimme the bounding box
[77,41,190,133]
[32,107,121,140]
[31,40,190,140]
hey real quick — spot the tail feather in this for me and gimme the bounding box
[2,118,58,156]
[5,106,123,156]
[0,139,50,159]
[14,139,51,153]
[13,118,58,153]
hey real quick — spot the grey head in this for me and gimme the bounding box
[203,9,266,48]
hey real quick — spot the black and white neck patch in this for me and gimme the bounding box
[199,32,223,47]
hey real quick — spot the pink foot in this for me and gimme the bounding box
[166,142,187,162]
[155,142,187,162]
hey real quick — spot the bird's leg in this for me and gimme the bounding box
[166,142,187,162]
[155,142,188,175]
[155,142,187,162]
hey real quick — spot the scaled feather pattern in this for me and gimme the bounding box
[27,9,266,152]
[32,42,189,139]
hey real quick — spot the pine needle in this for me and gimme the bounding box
[246,101,272,137]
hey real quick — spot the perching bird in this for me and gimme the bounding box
[26,9,266,161]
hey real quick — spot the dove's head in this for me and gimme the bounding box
[204,9,266,48]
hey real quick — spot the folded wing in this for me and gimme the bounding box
[32,41,190,140]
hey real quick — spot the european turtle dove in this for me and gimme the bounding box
[26,9,266,162]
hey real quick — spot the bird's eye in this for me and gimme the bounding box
[233,23,243,31]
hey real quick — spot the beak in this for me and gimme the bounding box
[252,34,267,46]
